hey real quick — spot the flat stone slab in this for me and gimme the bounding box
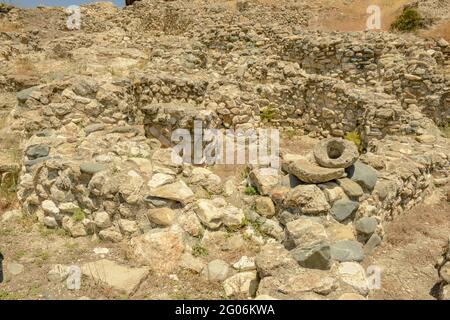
[7,262,24,276]
[81,259,149,295]
[331,240,364,262]
[148,180,194,204]
[80,162,108,175]
[287,159,345,184]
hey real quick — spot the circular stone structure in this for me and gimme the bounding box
[313,138,359,169]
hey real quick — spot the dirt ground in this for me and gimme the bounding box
[364,190,450,300]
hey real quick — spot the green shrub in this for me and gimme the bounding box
[244,186,259,196]
[390,7,425,32]
[344,131,363,153]
[0,170,18,210]
[260,104,276,123]
[71,208,85,222]
[192,243,208,257]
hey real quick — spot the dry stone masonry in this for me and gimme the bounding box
[0,0,449,300]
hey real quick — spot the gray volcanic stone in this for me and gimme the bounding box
[290,240,331,270]
[281,173,301,188]
[16,86,39,103]
[331,240,364,262]
[330,199,359,222]
[26,144,50,160]
[364,233,382,254]
[24,156,51,167]
[80,162,108,174]
[355,217,378,234]
[346,161,378,192]
[313,138,359,169]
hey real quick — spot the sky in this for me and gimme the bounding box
[0,0,123,8]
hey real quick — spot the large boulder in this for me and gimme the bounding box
[128,227,185,273]
[285,217,328,248]
[284,185,330,215]
[313,138,359,169]
[249,168,280,195]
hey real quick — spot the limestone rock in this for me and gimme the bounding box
[255,243,299,278]
[285,217,328,248]
[43,216,58,228]
[337,262,369,295]
[62,216,87,238]
[128,227,185,273]
[147,207,176,226]
[147,173,175,189]
[201,259,230,282]
[249,168,280,196]
[284,185,330,215]
[42,200,60,216]
[7,262,24,276]
[148,180,194,205]
[223,271,258,297]
[255,196,276,217]
[194,199,224,229]
[98,228,123,242]
[80,162,108,175]
[179,253,205,273]
[81,259,149,295]
[232,256,256,271]
[336,178,364,198]
[94,211,111,229]
[257,268,337,298]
